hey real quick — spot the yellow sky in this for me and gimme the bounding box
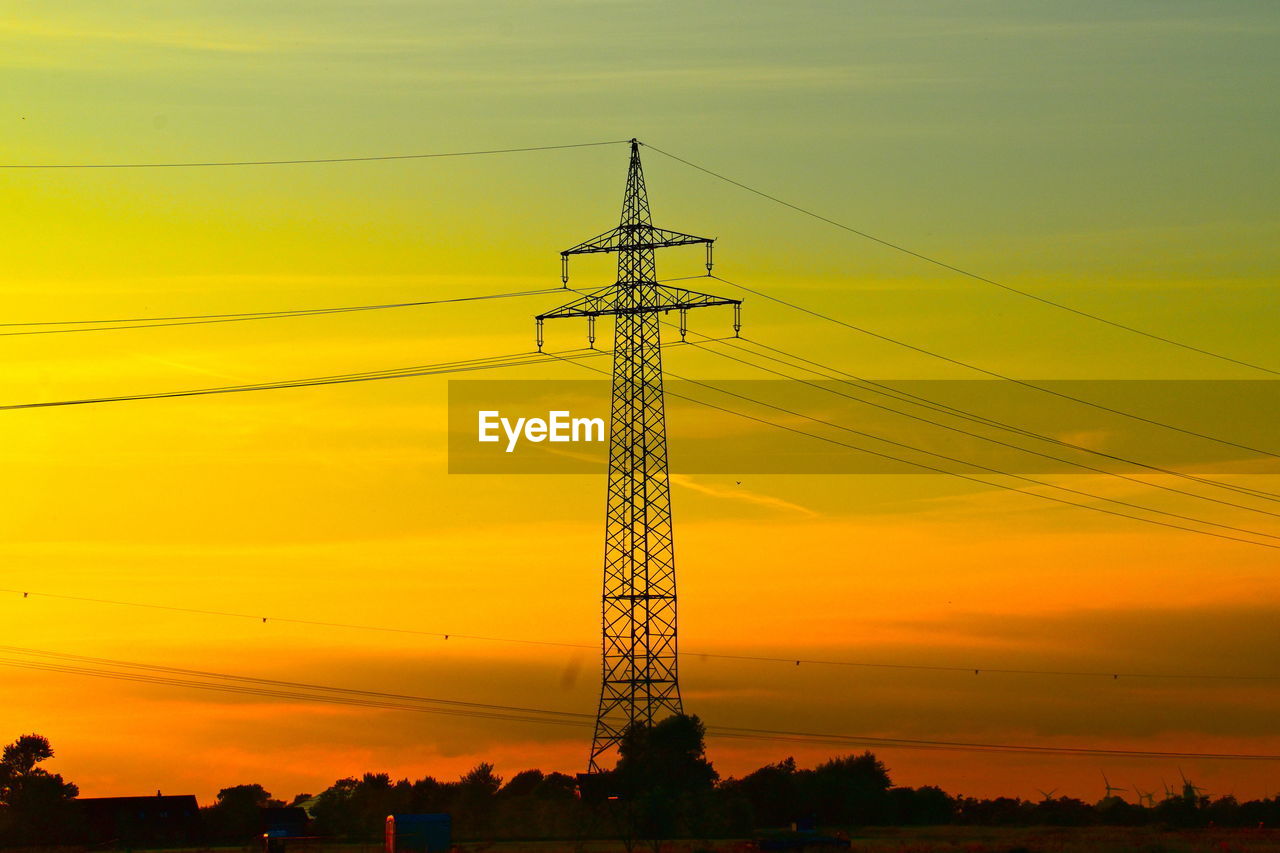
[1,0,1278,805]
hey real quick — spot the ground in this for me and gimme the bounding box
[31,830,1280,853]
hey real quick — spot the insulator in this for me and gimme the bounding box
[536,318,544,352]
[732,303,742,337]
[706,242,714,274]
[561,255,569,286]
[588,315,596,349]
[679,309,687,341]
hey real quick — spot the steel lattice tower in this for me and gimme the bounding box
[537,140,741,771]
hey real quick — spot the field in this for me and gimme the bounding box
[19,829,1280,853]
[445,829,1280,853]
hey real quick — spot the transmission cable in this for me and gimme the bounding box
[643,143,1278,377]
[548,353,1280,551]
[732,336,1280,505]
[0,645,592,720]
[0,334,731,411]
[0,287,565,337]
[704,725,1280,762]
[0,140,628,169]
[682,334,1280,523]
[653,312,1280,511]
[663,354,1280,546]
[3,645,1277,761]
[0,348,598,411]
[5,587,1279,683]
[706,274,1280,461]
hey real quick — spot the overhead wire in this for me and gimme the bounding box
[7,134,1273,376]
[666,356,1280,547]
[681,333,1280,525]
[4,587,1280,682]
[0,348,599,411]
[0,140,629,169]
[732,337,1280,505]
[8,133,1272,378]
[547,351,1280,550]
[2,645,1276,761]
[0,645,591,720]
[703,725,1280,762]
[0,287,566,337]
[0,658,592,729]
[642,142,1279,377]
[705,273,1280,462]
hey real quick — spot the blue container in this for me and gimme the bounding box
[385,813,451,853]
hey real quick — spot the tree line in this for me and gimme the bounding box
[3,719,1279,847]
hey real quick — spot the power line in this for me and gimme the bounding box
[706,274,1280,461]
[0,333,731,411]
[0,140,628,169]
[0,645,591,720]
[684,334,1280,525]
[6,588,1277,683]
[0,587,589,650]
[550,352,1280,550]
[732,337,1280,506]
[666,359,1280,549]
[643,143,1279,377]
[3,645,1277,762]
[0,287,565,337]
[591,287,1279,508]
[8,133,1271,378]
[704,725,1280,762]
[0,348,595,411]
[0,657,592,730]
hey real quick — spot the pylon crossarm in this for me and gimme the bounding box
[538,284,740,321]
[652,284,740,310]
[562,225,713,256]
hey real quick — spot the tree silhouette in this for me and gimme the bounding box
[614,714,718,795]
[453,763,502,834]
[723,756,798,828]
[0,734,78,843]
[204,783,276,841]
[609,714,718,849]
[801,751,891,825]
[500,769,545,799]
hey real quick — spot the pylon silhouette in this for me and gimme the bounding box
[537,140,740,771]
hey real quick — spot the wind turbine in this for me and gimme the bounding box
[1101,771,1127,801]
[1179,768,1207,802]
[1036,788,1058,802]
[1132,784,1155,808]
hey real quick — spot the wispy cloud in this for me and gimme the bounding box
[670,473,818,516]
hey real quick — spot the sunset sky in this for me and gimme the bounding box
[2,1,1278,806]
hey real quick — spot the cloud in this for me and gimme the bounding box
[670,474,819,516]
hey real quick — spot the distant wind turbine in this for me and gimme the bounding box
[1179,768,1207,802]
[1101,771,1127,801]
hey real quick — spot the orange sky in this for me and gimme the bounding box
[2,0,1278,806]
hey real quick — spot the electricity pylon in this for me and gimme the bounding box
[537,139,741,771]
